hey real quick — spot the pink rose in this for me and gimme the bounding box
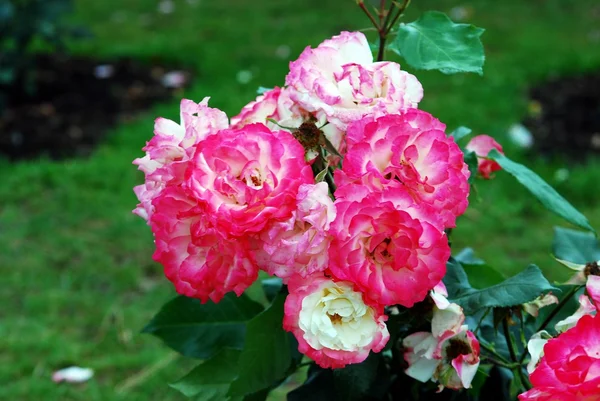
[465,134,504,179]
[285,31,423,131]
[519,313,600,401]
[283,274,389,369]
[186,123,314,237]
[253,183,336,280]
[328,186,450,307]
[336,111,470,228]
[150,186,258,303]
[133,98,228,220]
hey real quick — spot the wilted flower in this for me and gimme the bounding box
[404,296,480,390]
[523,293,559,317]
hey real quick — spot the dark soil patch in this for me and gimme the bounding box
[0,54,192,161]
[524,71,600,160]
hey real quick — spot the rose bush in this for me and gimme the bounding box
[134,1,599,400]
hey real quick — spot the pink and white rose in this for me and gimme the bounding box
[186,123,314,237]
[133,98,228,220]
[336,111,470,228]
[283,274,389,369]
[253,182,336,280]
[231,86,346,160]
[286,31,423,131]
[519,313,600,401]
[230,87,282,129]
[328,186,450,307]
[150,186,258,303]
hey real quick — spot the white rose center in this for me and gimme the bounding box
[298,283,379,351]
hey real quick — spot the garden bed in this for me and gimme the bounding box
[524,71,600,160]
[0,54,191,161]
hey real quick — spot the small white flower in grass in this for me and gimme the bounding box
[52,366,94,383]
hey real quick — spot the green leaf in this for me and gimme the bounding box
[332,354,379,401]
[315,168,328,183]
[454,247,485,265]
[0,2,14,23]
[143,293,264,359]
[488,149,595,233]
[261,277,282,302]
[450,126,473,142]
[455,248,506,288]
[444,258,557,314]
[170,348,241,400]
[228,292,292,396]
[463,149,479,184]
[390,11,485,74]
[288,365,335,401]
[552,226,600,264]
[333,353,389,401]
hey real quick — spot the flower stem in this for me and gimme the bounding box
[358,0,411,62]
[503,317,531,391]
[479,341,512,366]
[385,0,411,33]
[358,1,381,31]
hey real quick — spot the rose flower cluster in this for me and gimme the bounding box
[134,32,496,384]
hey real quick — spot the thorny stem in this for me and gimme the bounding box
[518,284,584,364]
[503,317,531,391]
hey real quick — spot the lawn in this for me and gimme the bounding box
[1,0,600,400]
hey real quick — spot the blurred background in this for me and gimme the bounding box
[1,0,599,399]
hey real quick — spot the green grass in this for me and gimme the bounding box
[2,0,600,399]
